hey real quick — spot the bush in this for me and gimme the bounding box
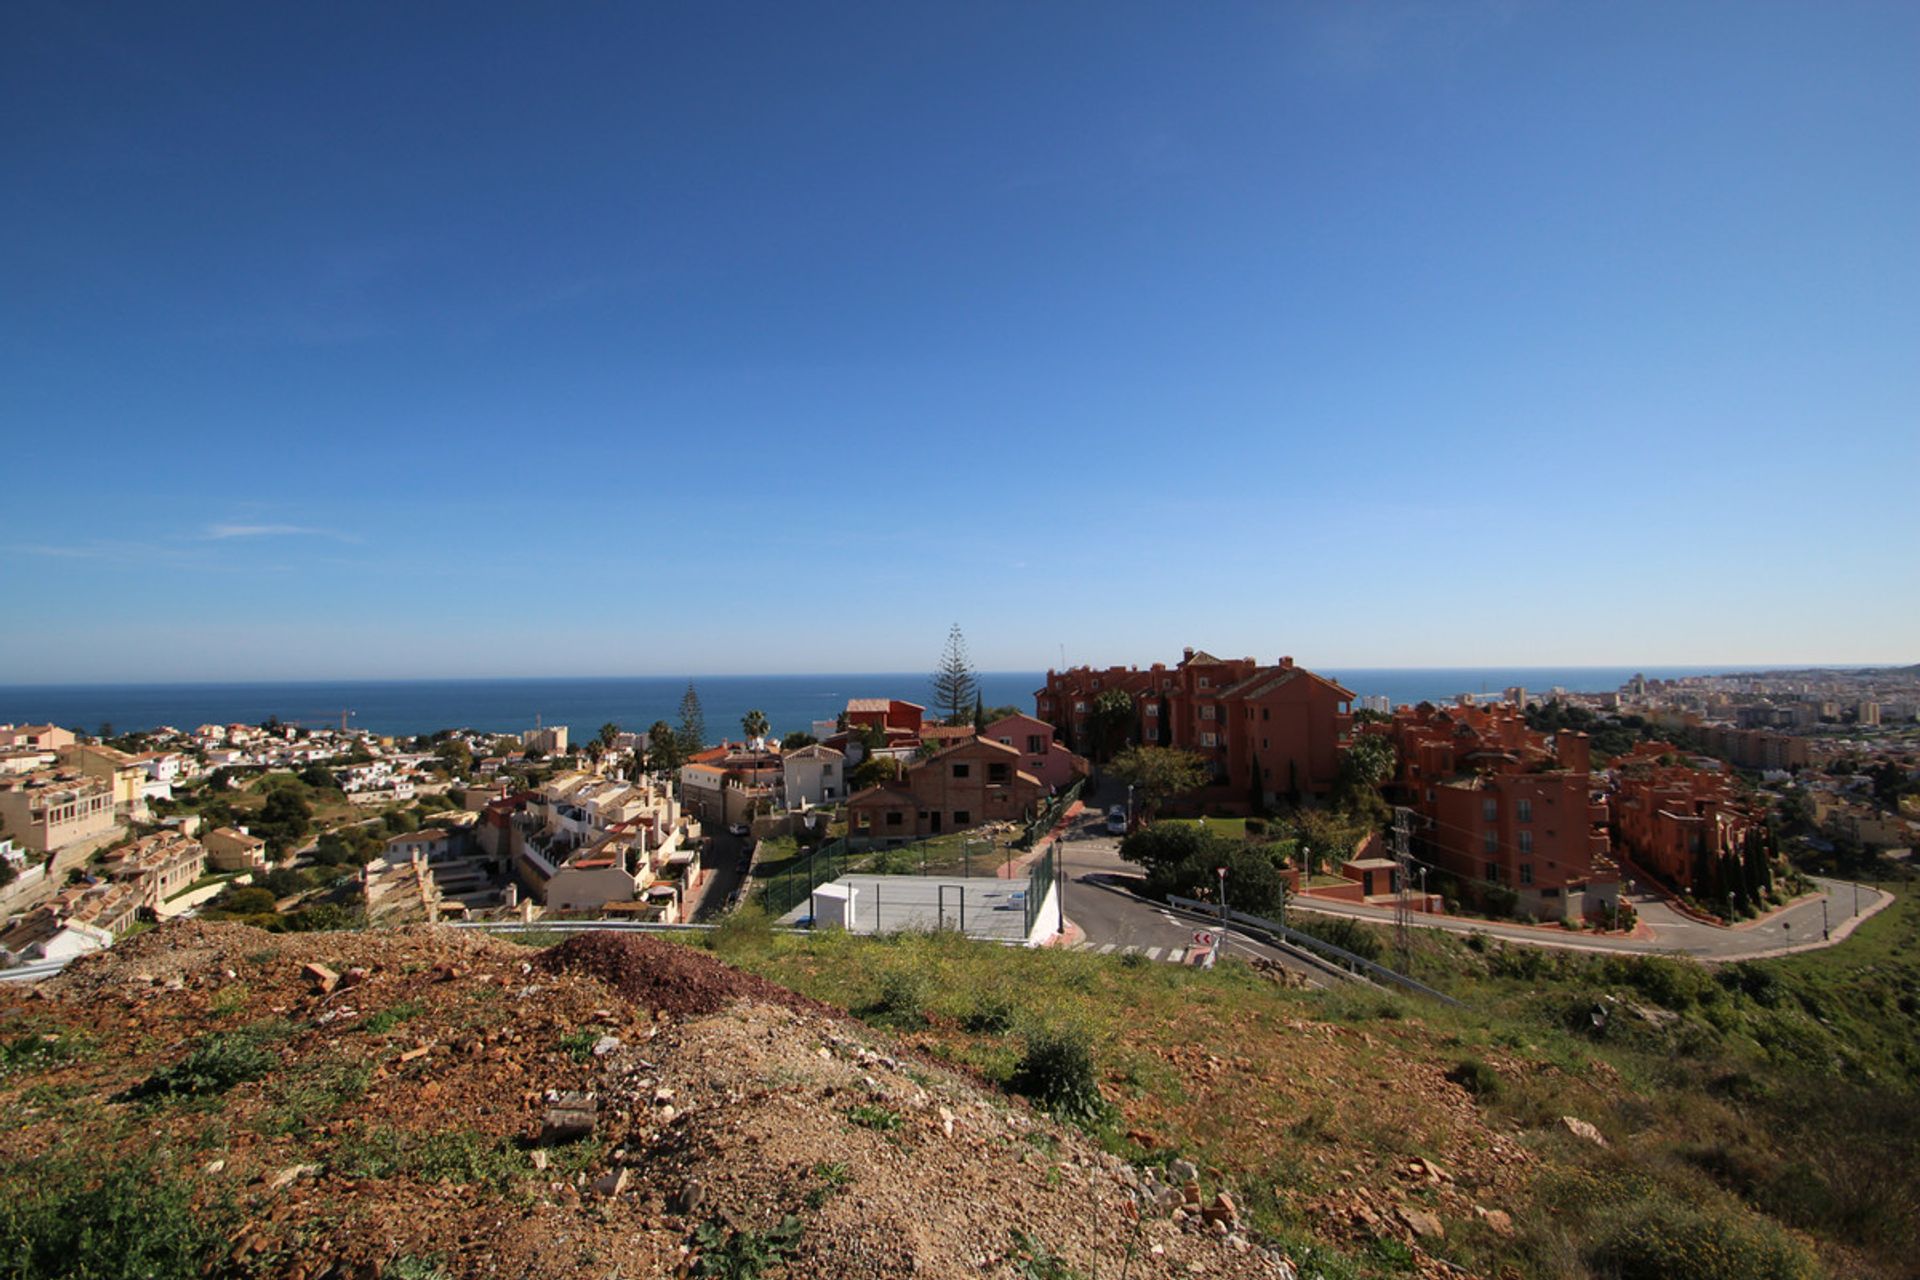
[1010,1026,1108,1123]
[1585,1194,1819,1280]
[1289,914,1382,962]
[125,1029,276,1101]
[0,1157,230,1280]
[1445,1057,1502,1100]
[963,990,1017,1034]
[864,969,927,1028]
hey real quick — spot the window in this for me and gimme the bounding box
[1262,708,1270,721]
[1073,700,1087,713]
[1483,830,1497,854]
[1517,798,1532,823]
[856,812,871,830]
[824,786,836,799]
[1519,830,1533,855]
[822,765,834,779]
[953,810,970,826]
[1485,861,1500,882]
[1482,797,1497,822]
[1201,732,1217,747]
[1261,738,1269,750]
[952,763,970,779]
[1026,735,1045,753]
[1198,677,1211,688]
[998,736,1012,746]
[1520,863,1534,885]
[885,811,903,827]
[988,763,1009,783]
[1200,705,1215,721]
[1144,704,1159,716]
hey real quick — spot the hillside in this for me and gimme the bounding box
[4,892,1915,1280]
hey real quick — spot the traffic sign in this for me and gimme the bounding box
[1193,930,1214,947]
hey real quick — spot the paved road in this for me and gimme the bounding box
[1050,803,1891,962]
[1051,818,1329,983]
[689,832,752,921]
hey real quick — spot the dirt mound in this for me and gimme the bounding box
[0,920,1295,1279]
[534,929,834,1018]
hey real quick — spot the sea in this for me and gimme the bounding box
[0,667,1762,741]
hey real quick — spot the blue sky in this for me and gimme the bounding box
[3,2,1915,682]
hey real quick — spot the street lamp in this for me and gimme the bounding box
[1216,865,1230,960]
[1125,784,1134,831]
[1419,866,1428,914]
[1822,897,1829,940]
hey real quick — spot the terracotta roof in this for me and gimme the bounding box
[845,699,892,713]
[783,744,845,762]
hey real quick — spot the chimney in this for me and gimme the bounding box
[1182,647,1195,661]
[1279,656,1294,669]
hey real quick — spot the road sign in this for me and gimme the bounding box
[1193,930,1214,947]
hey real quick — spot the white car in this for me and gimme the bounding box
[1105,806,1128,835]
[726,823,750,838]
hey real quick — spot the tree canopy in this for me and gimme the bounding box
[742,709,770,742]
[677,683,707,756]
[1117,822,1293,918]
[1106,746,1208,819]
[1087,689,1135,762]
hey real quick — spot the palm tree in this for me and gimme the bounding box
[742,709,770,743]
[597,722,620,752]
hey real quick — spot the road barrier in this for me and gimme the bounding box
[1165,894,1462,1006]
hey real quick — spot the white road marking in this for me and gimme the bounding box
[1097,943,1117,954]
[1168,948,1184,964]
[1144,946,1163,961]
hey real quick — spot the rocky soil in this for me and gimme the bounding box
[1,923,1316,1279]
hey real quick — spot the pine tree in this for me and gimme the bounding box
[971,691,986,733]
[930,623,979,725]
[676,682,707,756]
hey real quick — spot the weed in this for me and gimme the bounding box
[1445,1057,1502,1100]
[863,968,928,1028]
[122,1029,277,1102]
[0,1028,92,1077]
[804,1159,851,1208]
[363,1001,425,1035]
[0,1155,231,1280]
[557,1027,601,1062]
[1008,1228,1081,1280]
[385,1258,449,1280]
[207,984,250,1016]
[690,1215,803,1279]
[1583,1192,1819,1280]
[1010,1026,1109,1125]
[847,1102,902,1132]
[1118,949,1151,970]
[963,990,1017,1034]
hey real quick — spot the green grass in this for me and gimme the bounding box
[0,1155,232,1280]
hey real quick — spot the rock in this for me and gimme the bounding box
[657,1105,677,1124]
[1474,1205,1514,1237]
[268,1164,319,1191]
[938,1105,955,1138]
[338,967,371,991]
[541,1092,599,1144]
[203,1159,225,1174]
[1169,1158,1200,1184]
[397,1044,430,1064]
[300,963,339,994]
[1398,1206,1445,1240]
[530,1150,549,1171]
[1559,1115,1607,1146]
[592,1168,629,1197]
[592,1035,621,1057]
[653,1087,675,1106]
[670,1180,705,1214]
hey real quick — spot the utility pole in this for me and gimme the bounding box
[1392,806,1413,972]
[1821,897,1829,941]
[1216,865,1230,962]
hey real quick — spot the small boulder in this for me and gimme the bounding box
[1559,1115,1607,1146]
[300,963,339,995]
[1398,1206,1445,1240]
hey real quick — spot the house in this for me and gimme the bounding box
[982,714,1086,791]
[524,725,570,755]
[1611,750,1758,895]
[60,743,152,820]
[678,747,782,826]
[102,832,206,910]
[844,699,925,736]
[1374,702,1617,920]
[845,738,1046,844]
[1036,649,1355,801]
[202,825,269,872]
[782,743,846,809]
[0,773,118,856]
[0,724,76,751]
[383,827,472,866]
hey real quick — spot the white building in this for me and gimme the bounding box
[782,743,846,809]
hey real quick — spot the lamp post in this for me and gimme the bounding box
[1419,866,1428,914]
[1125,784,1134,832]
[1216,865,1230,961]
[1822,897,1829,941]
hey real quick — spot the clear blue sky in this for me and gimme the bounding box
[4,2,1915,682]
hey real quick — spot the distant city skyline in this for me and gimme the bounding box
[4,4,1915,682]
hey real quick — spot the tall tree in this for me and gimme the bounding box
[676,682,706,756]
[597,722,620,751]
[1106,746,1208,822]
[930,623,979,725]
[645,720,682,774]
[742,709,770,743]
[972,691,987,733]
[1088,689,1135,763]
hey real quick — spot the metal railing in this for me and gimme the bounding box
[1017,779,1084,849]
[1165,894,1462,1006]
[1024,842,1056,936]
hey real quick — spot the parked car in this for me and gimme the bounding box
[1106,805,1129,835]
[726,823,750,837]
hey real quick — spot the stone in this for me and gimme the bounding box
[1398,1206,1445,1240]
[592,1035,621,1057]
[1559,1115,1607,1146]
[541,1092,599,1144]
[938,1105,955,1137]
[398,1044,430,1063]
[268,1164,319,1191]
[1169,1158,1200,1184]
[530,1150,549,1171]
[592,1168,630,1197]
[1474,1205,1514,1237]
[300,963,339,994]
[338,967,371,991]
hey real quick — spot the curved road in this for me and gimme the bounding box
[1052,812,1893,962]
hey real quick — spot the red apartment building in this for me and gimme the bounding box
[843,699,925,735]
[1035,648,1354,805]
[1610,744,1758,896]
[1374,702,1617,921]
[845,738,1046,844]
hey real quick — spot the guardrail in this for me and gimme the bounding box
[1166,894,1462,1006]
[0,959,72,984]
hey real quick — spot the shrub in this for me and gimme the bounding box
[691,1214,803,1280]
[1289,914,1382,963]
[963,990,1017,1034]
[1445,1057,1502,1100]
[125,1029,275,1101]
[1010,1026,1108,1123]
[864,969,927,1028]
[1585,1194,1819,1280]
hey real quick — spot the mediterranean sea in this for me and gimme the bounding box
[0,667,1767,740]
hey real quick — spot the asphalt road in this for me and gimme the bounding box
[1051,817,1329,982]
[689,832,752,921]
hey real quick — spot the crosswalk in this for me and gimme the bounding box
[1072,941,1187,964]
